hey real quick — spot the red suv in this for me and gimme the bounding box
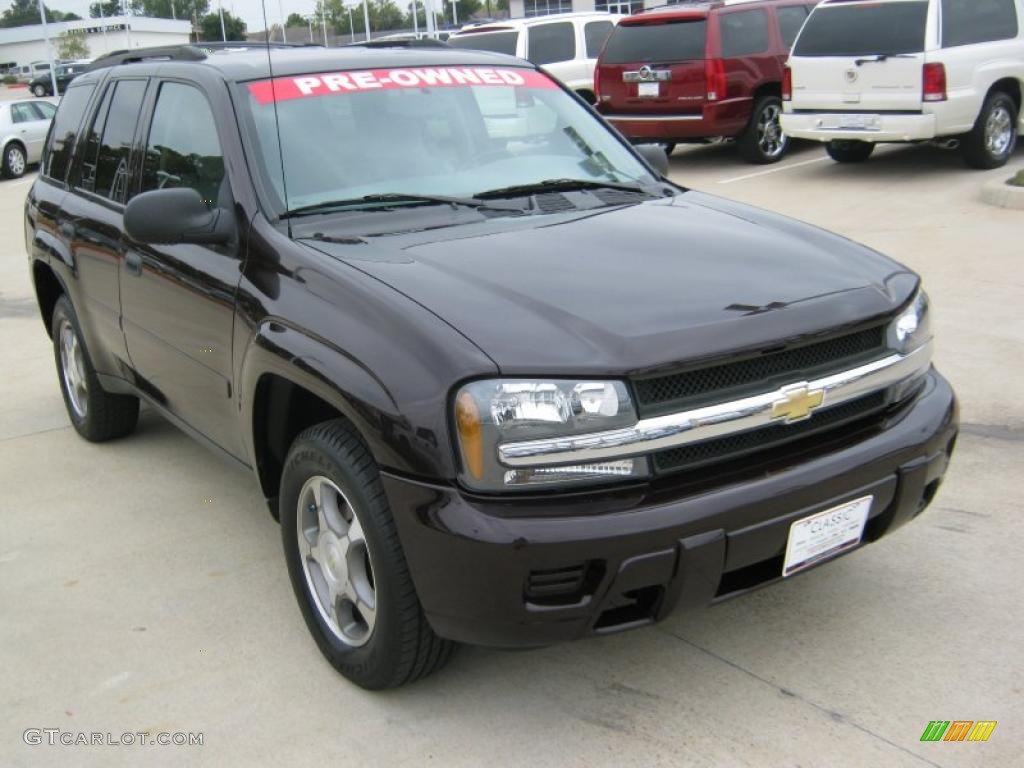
[595,0,818,163]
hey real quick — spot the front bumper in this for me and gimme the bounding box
[384,370,957,648]
[781,111,937,143]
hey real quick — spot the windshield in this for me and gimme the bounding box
[794,2,929,57]
[242,65,656,214]
[447,31,520,56]
[602,20,708,65]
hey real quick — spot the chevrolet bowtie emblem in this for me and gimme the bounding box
[771,383,825,423]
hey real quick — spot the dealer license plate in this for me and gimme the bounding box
[825,114,881,131]
[782,496,872,577]
[638,82,660,98]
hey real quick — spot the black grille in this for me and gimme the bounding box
[634,324,887,415]
[591,188,657,206]
[654,392,887,474]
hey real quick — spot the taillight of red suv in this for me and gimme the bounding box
[923,63,947,102]
[705,58,727,102]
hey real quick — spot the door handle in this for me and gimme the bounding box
[125,251,143,276]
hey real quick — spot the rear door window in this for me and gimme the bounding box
[10,103,39,124]
[89,80,147,202]
[527,22,576,65]
[448,31,520,56]
[720,9,770,57]
[794,2,929,56]
[601,20,708,64]
[942,0,1019,47]
[584,20,615,58]
[777,5,810,49]
[32,101,57,120]
[42,83,95,183]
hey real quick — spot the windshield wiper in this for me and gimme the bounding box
[475,178,654,199]
[283,193,522,218]
[854,53,917,66]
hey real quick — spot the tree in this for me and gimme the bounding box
[57,28,89,59]
[1,0,73,27]
[285,12,306,27]
[131,0,210,20]
[199,9,245,41]
[89,1,121,17]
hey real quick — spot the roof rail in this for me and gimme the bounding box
[345,38,451,49]
[84,42,320,72]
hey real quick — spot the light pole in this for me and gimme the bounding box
[450,0,457,27]
[278,0,288,42]
[37,0,58,96]
[321,2,329,47]
[412,0,418,38]
[362,0,370,42]
[218,0,227,41]
[123,0,133,49]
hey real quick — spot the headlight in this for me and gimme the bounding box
[888,290,931,355]
[454,379,649,492]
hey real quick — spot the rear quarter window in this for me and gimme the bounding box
[42,83,95,183]
[942,0,1019,47]
[794,1,929,56]
[601,20,708,65]
[720,9,770,57]
[777,5,810,49]
[584,20,615,58]
[527,22,577,66]
[448,31,520,56]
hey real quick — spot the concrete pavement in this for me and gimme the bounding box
[1,142,1021,767]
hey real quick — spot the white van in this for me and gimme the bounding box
[448,13,623,103]
[782,0,1024,168]
[14,62,52,83]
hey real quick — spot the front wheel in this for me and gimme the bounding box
[826,140,875,163]
[32,84,47,97]
[737,96,789,164]
[280,420,456,689]
[961,92,1018,169]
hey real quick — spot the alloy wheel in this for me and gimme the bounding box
[758,103,787,159]
[296,475,378,648]
[58,319,88,419]
[985,105,1014,158]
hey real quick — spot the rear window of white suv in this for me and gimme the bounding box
[793,1,929,56]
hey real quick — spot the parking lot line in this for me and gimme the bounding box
[718,156,831,185]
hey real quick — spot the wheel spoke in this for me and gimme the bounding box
[346,513,365,546]
[357,595,377,630]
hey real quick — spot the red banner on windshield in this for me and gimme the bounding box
[247,66,557,104]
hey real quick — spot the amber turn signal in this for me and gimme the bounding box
[456,391,484,480]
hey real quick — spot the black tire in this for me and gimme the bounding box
[826,140,875,163]
[961,91,1018,170]
[32,84,47,97]
[2,142,27,179]
[280,419,456,689]
[737,95,789,164]
[661,142,677,157]
[51,295,139,441]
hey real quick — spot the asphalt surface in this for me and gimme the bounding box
[1,134,1022,767]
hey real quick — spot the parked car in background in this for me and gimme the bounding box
[782,0,1024,168]
[1,98,57,178]
[448,12,623,103]
[29,61,90,96]
[12,61,52,83]
[596,0,819,163]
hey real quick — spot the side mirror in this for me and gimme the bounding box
[636,143,670,178]
[124,187,234,246]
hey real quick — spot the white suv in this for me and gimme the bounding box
[448,13,623,103]
[782,0,1024,168]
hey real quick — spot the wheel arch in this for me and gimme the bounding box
[987,77,1021,111]
[32,259,66,338]
[752,81,783,101]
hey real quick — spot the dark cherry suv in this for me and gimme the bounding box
[596,0,819,162]
[27,42,956,689]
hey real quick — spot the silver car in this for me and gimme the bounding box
[1,99,57,179]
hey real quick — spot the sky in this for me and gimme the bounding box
[37,0,356,32]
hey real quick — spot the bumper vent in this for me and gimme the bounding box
[525,562,604,606]
[633,324,887,416]
[654,391,888,474]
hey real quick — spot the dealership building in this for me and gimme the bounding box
[509,0,652,17]
[0,16,191,70]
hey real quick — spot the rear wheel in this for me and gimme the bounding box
[51,296,139,441]
[737,96,789,164]
[2,142,26,179]
[961,92,1018,169]
[280,419,456,689]
[32,84,46,97]
[826,140,875,163]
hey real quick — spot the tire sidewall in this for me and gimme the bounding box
[743,96,788,163]
[280,437,406,686]
[32,85,46,97]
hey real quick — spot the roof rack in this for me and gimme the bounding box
[84,42,321,72]
[345,38,450,49]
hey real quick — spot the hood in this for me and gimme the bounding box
[301,191,917,375]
